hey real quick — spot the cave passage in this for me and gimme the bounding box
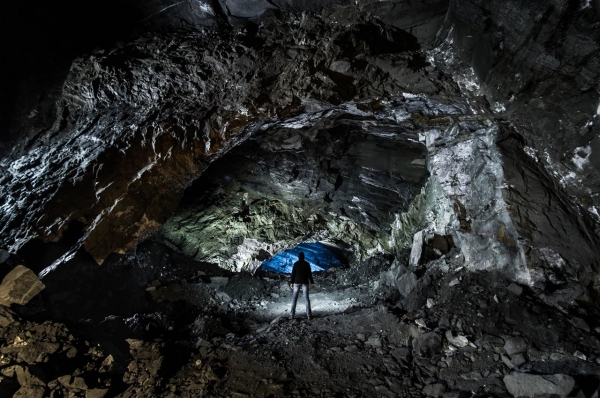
[259,242,347,274]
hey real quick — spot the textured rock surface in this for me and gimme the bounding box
[503,373,575,398]
[0,238,599,397]
[0,0,598,303]
[1,2,600,396]
[444,0,600,234]
[158,98,431,271]
[0,265,45,306]
[0,4,455,270]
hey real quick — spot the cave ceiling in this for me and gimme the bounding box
[1,0,600,302]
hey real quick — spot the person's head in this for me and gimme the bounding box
[298,252,304,261]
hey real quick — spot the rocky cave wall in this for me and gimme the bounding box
[1,0,600,303]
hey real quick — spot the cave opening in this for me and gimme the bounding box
[258,241,348,274]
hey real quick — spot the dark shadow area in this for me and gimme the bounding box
[333,22,421,59]
[0,0,140,145]
[17,220,85,275]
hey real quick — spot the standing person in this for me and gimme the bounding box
[289,252,316,320]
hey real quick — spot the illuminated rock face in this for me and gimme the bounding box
[0,2,449,271]
[1,0,600,303]
[157,98,432,272]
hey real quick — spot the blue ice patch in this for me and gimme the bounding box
[259,242,345,274]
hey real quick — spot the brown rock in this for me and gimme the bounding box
[1,366,17,378]
[0,305,16,326]
[65,347,78,358]
[14,365,46,387]
[18,342,60,364]
[86,389,109,398]
[13,386,46,398]
[57,375,88,390]
[99,354,114,373]
[0,266,45,306]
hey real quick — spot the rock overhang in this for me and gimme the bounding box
[156,99,434,272]
[1,6,450,268]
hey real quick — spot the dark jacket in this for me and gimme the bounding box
[290,260,314,285]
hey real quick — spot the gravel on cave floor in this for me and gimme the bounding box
[2,256,600,397]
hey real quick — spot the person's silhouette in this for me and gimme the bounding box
[289,252,316,319]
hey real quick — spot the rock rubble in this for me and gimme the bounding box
[1,246,599,397]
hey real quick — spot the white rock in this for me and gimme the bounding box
[0,265,45,306]
[449,278,460,287]
[409,230,425,267]
[415,319,428,329]
[445,331,469,348]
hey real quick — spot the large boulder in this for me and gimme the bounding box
[0,266,45,306]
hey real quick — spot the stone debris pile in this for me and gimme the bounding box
[0,251,599,397]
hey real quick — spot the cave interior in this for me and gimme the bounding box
[1,0,600,397]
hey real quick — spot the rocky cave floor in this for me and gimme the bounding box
[1,244,600,398]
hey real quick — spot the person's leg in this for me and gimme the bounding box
[290,284,300,318]
[302,284,312,319]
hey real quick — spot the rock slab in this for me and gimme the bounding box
[503,373,575,398]
[0,266,45,306]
